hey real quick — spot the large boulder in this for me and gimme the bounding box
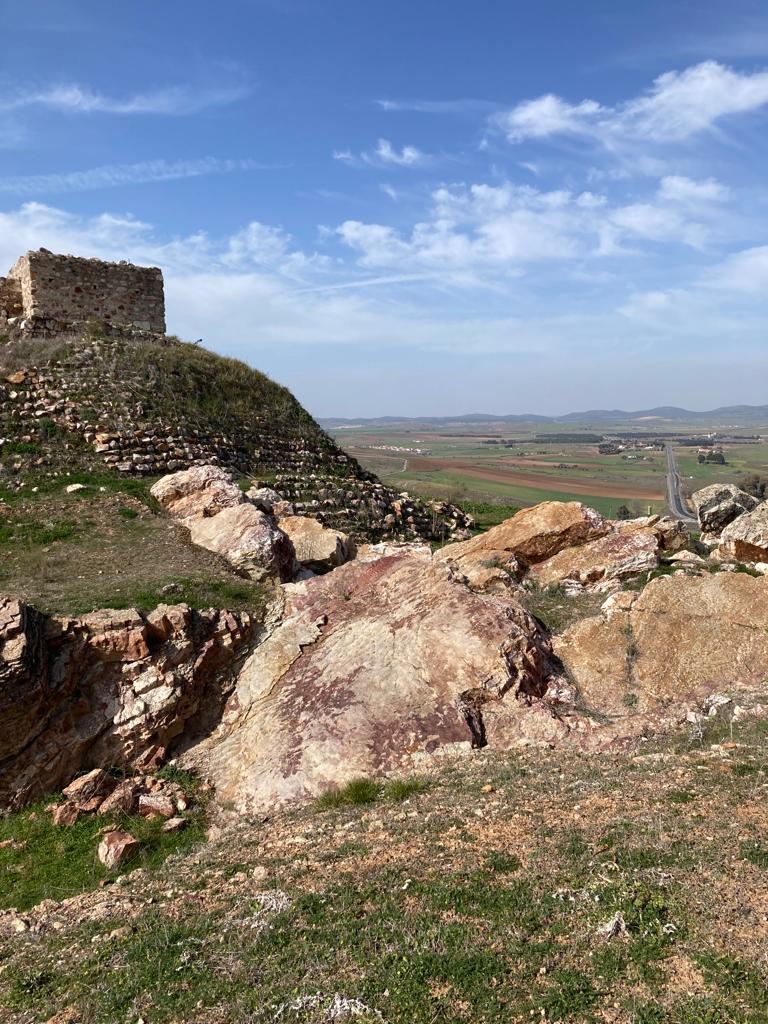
[554,573,768,719]
[0,598,254,808]
[192,552,569,810]
[188,504,296,582]
[530,528,659,589]
[434,502,608,586]
[716,502,768,564]
[692,484,759,537]
[277,515,355,571]
[152,465,296,582]
[150,465,245,522]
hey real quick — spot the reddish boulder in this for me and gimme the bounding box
[197,551,568,811]
[97,830,140,870]
[62,769,116,811]
[51,802,81,826]
[138,792,175,818]
[0,598,255,809]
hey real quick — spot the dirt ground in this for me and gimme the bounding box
[407,458,666,501]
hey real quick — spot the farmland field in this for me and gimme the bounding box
[329,419,768,519]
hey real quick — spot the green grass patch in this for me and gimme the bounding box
[316,775,431,810]
[740,839,768,869]
[0,517,80,547]
[484,850,522,873]
[0,792,206,913]
[86,576,267,615]
[315,777,382,809]
[382,777,430,802]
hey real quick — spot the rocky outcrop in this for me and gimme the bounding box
[192,552,569,811]
[151,466,297,582]
[4,497,767,816]
[692,484,759,537]
[554,573,768,719]
[277,515,355,571]
[716,503,768,564]
[435,504,689,593]
[0,598,255,808]
[530,528,659,589]
[433,502,608,589]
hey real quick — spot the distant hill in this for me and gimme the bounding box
[321,405,768,428]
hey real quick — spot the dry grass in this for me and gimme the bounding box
[0,489,267,616]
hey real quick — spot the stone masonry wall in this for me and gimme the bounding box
[8,250,165,332]
[0,276,22,326]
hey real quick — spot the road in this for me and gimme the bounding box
[665,445,697,523]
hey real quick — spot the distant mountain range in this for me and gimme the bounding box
[321,405,768,428]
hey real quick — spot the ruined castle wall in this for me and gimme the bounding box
[0,276,22,322]
[8,251,166,332]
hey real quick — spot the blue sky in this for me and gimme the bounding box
[1,0,768,416]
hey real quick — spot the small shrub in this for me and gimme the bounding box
[315,777,382,810]
[383,777,429,802]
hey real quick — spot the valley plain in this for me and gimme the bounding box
[327,416,768,520]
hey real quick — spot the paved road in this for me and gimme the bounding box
[665,444,697,523]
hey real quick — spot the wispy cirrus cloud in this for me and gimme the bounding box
[0,157,272,196]
[376,97,497,114]
[494,61,768,145]
[0,81,250,116]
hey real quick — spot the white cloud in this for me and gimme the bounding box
[335,178,711,275]
[0,158,267,196]
[333,139,428,168]
[496,95,604,142]
[0,82,249,116]
[657,175,729,203]
[618,289,673,318]
[622,62,768,140]
[373,138,425,167]
[610,203,707,249]
[495,61,768,145]
[709,245,768,293]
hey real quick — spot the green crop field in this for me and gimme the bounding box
[331,418,768,519]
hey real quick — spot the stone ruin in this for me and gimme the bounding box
[0,249,165,333]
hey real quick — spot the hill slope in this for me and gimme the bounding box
[0,324,469,545]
